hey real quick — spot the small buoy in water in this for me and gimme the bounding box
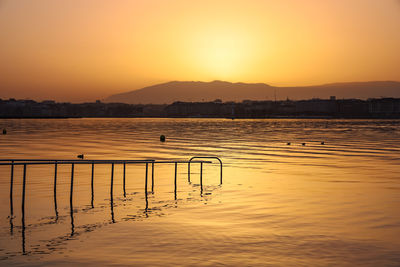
[302,143,306,146]
[321,141,325,145]
[160,135,166,142]
[77,154,84,159]
[2,129,6,135]
[287,142,291,145]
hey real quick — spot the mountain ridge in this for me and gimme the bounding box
[105,80,400,104]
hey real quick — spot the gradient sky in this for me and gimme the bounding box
[0,0,399,102]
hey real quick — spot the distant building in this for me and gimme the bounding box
[1,97,400,118]
[368,98,400,116]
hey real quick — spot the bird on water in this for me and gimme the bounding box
[77,154,84,159]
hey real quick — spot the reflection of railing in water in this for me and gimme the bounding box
[0,157,222,255]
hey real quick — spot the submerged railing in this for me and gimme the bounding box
[0,157,222,255]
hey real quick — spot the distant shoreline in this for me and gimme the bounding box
[1,116,400,120]
[2,98,400,119]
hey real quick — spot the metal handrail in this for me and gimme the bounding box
[4,156,222,254]
[0,160,211,166]
[188,156,223,185]
[0,159,155,163]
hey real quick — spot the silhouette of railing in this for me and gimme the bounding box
[0,157,220,255]
[188,156,223,186]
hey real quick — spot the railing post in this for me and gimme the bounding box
[200,162,203,196]
[111,163,114,197]
[144,163,149,216]
[220,162,223,185]
[188,162,191,183]
[10,160,14,218]
[110,163,115,224]
[70,163,75,236]
[21,164,27,254]
[54,161,58,220]
[151,162,154,193]
[174,162,177,200]
[123,162,126,197]
[145,163,148,193]
[91,162,94,208]
[9,160,14,235]
[70,163,74,208]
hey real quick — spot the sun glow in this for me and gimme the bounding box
[189,27,256,79]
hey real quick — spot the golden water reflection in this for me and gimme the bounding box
[0,118,399,265]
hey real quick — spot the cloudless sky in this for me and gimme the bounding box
[0,0,399,102]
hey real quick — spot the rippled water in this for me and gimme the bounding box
[0,118,400,266]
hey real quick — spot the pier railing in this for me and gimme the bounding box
[0,157,222,255]
[188,156,223,185]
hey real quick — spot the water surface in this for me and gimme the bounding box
[0,118,400,266]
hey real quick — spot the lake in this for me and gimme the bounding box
[0,118,400,266]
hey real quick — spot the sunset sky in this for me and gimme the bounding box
[0,0,399,102]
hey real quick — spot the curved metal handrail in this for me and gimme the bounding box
[188,156,222,185]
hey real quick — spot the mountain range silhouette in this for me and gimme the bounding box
[105,80,400,104]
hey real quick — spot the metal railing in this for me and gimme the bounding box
[188,156,223,185]
[1,157,221,254]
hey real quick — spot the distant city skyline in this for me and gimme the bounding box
[1,0,400,102]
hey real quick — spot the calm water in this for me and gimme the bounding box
[0,118,400,266]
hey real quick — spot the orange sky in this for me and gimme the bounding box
[0,0,399,102]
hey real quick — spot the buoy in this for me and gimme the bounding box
[287,142,291,145]
[77,154,84,159]
[302,143,306,146]
[321,141,325,145]
[160,135,166,142]
[2,129,6,135]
